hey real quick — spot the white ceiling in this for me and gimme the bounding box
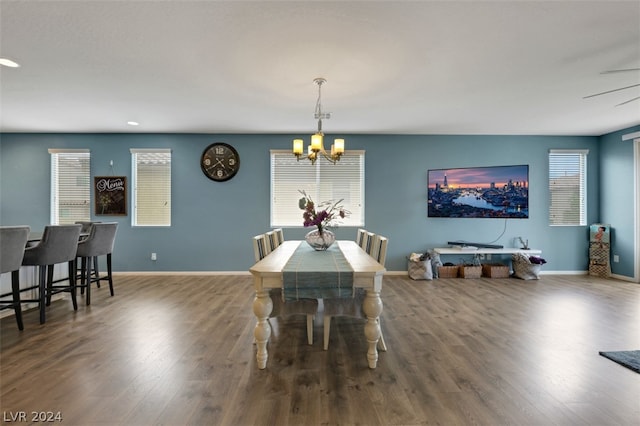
[1,0,639,136]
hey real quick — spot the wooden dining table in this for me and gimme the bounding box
[249,240,386,369]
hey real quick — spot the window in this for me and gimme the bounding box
[549,149,588,226]
[49,149,90,225]
[131,149,172,226]
[270,150,365,227]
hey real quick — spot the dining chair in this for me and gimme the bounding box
[252,234,318,345]
[323,235,389,351]
[21,224,82,324]
[252,234,269,261]
[356,228,367,247]
[365,232,376,255]
[263,233,273,256]
[274,228,284,246]
[265,230,279,251]
[0,226,31,330]
[371,235,388,265]
[358,231,371,252]
[76,222,118,305]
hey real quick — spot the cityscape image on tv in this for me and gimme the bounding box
[427,165,529,218]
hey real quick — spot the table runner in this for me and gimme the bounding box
[283,242,354,300]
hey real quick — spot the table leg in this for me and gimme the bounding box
[252,289,273,369]
[363,289,383,369]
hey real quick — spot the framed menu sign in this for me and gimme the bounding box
[94,176,127,216]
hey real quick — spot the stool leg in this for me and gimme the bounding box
[68,260,78,311]
[38,265,46,324]
[85,257,92,305]
[45,265,54,306]
[80,257,87,295]
[93,256,100,288]
[106,253,114,296]
[11,270,24,331]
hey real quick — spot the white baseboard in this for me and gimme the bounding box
[539,270,588,275]
[610,273,640,283]
[112,271,252,276]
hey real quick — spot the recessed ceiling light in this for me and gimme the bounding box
[127,121,140,126]
[0,58,20,68]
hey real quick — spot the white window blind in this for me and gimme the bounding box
[49,149,90,225]
[131,149,172,226]
[270,150,365,227]
[549,149,588,226]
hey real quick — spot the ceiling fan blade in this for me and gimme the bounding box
[600,68,640,74]
[583,83,640,99]
[615,96,640,107]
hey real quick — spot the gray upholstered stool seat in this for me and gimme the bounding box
[76,222,118,305]
[21,224,82,324]
[0,226,31,330]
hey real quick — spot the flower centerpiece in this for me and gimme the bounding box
[298,190,349,250]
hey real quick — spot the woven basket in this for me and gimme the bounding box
[512,253,542,280]
[589,262,611,277]
[482,263,510,278]
[459,265,482,279]
[408,258,433,280]
[438,265,459,278]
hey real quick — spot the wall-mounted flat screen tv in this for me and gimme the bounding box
[428,165,529,218]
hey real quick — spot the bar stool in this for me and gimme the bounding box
[0,226,31,330]
[21,224,82,324]
[75,221,101,284]
[76,222,118,305]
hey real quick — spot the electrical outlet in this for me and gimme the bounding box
[613,255,619,263]
[151,252,157,261]
[486,254,492,261]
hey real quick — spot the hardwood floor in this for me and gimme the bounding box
[1,273,638,425]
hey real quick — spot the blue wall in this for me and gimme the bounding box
[599,125,640,278]
[0,130,634,276]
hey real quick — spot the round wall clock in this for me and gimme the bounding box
[200,142,240,182]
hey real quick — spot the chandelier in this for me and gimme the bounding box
[293,78,345,165]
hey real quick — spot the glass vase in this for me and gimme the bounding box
[305,229,336,251]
